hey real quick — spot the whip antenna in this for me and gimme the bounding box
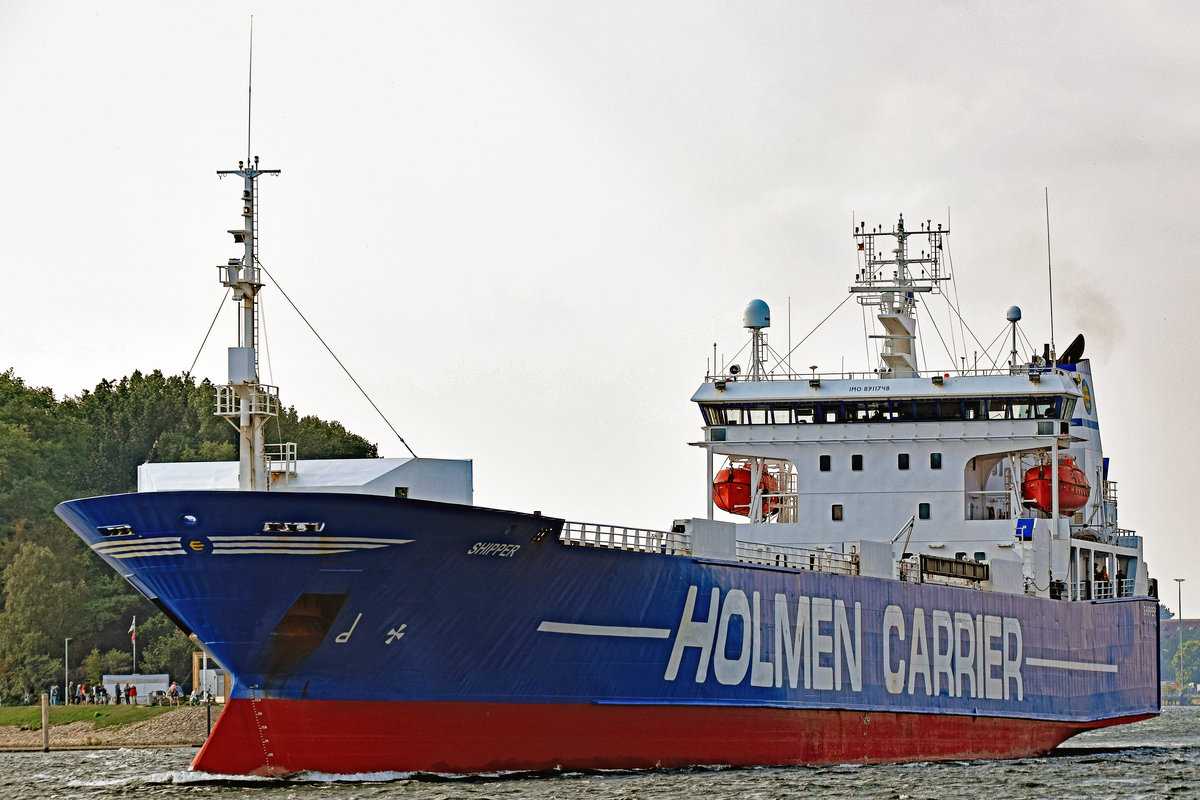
[246,16,254,163]
[1044,187,1056,363]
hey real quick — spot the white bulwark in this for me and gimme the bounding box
[138,457,473,505]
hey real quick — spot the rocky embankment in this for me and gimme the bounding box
[0,707,211,750]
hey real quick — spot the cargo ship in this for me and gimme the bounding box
[56,160,1160,776]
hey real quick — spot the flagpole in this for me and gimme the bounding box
[131,616,137,674]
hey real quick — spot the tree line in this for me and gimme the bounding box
[0,368,376,702]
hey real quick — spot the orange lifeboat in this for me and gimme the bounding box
[1021,457,1090,515]
[713,467,778,518]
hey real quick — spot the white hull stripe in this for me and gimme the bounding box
[93,536,412,559]
[1026,657,1118,673]
[537,621,672,639]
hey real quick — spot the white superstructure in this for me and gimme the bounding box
[686,215,1146,604]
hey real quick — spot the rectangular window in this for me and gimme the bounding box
[962,399,986,420]
[938,400,964,420]
[844,402,869,422]
[987,398,1009,420]
[819,454,831,472]
[913,400,939,421]
[851,454,863,471]
[794,404,816,424]
[832,504,844,521]
[918,502,931,520]
[866,400,892,421]
[898,453,910,470]
[701,405,724,426]
[726,407,746,425]
[748,407,769,425]
[1011,397,1035,419]
[820,403,844,424]
[930,452,942,470]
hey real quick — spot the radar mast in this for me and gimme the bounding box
[851,214,949,378]
[214,157,288,491]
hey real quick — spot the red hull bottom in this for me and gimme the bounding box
[191,699,1154,776]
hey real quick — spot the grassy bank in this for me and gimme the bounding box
[0,704,175,730]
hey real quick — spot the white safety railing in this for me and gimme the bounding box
[1068,579,1137,601]
[735,541,858,575]
[560,523,690,555]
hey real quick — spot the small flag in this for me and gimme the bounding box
[129,616,136,643]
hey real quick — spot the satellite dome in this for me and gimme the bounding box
[743,299,770,330]
[1006,305,1022,323]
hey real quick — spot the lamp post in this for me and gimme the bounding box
[63,637,71,703]
[1176,578,1186,693]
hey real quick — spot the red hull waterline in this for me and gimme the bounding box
[191,699,1154,776]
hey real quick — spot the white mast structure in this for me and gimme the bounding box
[851,214,948,378]
[214,157,287,491]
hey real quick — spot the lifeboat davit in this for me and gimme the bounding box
[713,467,778,518]
[1021,457,1090,515]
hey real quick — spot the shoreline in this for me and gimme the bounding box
[0,706,211,752]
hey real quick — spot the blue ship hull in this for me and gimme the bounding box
[56,491,1159,774]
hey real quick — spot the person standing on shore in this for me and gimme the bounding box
[128,684,138,705]
[50,684,59,706]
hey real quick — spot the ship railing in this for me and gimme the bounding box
[560,523,691,555]
[734,541,859,575]
[214,383,281,417]
[966,491,1011,521]
[265,442,298,483]
[706,365,1071,384]
[1067,579,1136,600]
[1116,531,1141,549]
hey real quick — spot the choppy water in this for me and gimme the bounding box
[3,705,1197,800]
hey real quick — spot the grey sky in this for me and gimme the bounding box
[2,1,1198,612]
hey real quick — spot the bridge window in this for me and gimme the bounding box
[698,394,1075,426]
[962,399,986,420]
[820,403,844,423]
[913,399,939,421]
[866,400,893,421]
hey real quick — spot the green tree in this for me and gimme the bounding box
[0,543,92,665]
[101,648,132,677]
[137,614,196,690]
[83,647,105,684]
[1174,639,1200,690]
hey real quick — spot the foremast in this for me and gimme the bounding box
[851,214,948,377]
[214,158,288,491]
